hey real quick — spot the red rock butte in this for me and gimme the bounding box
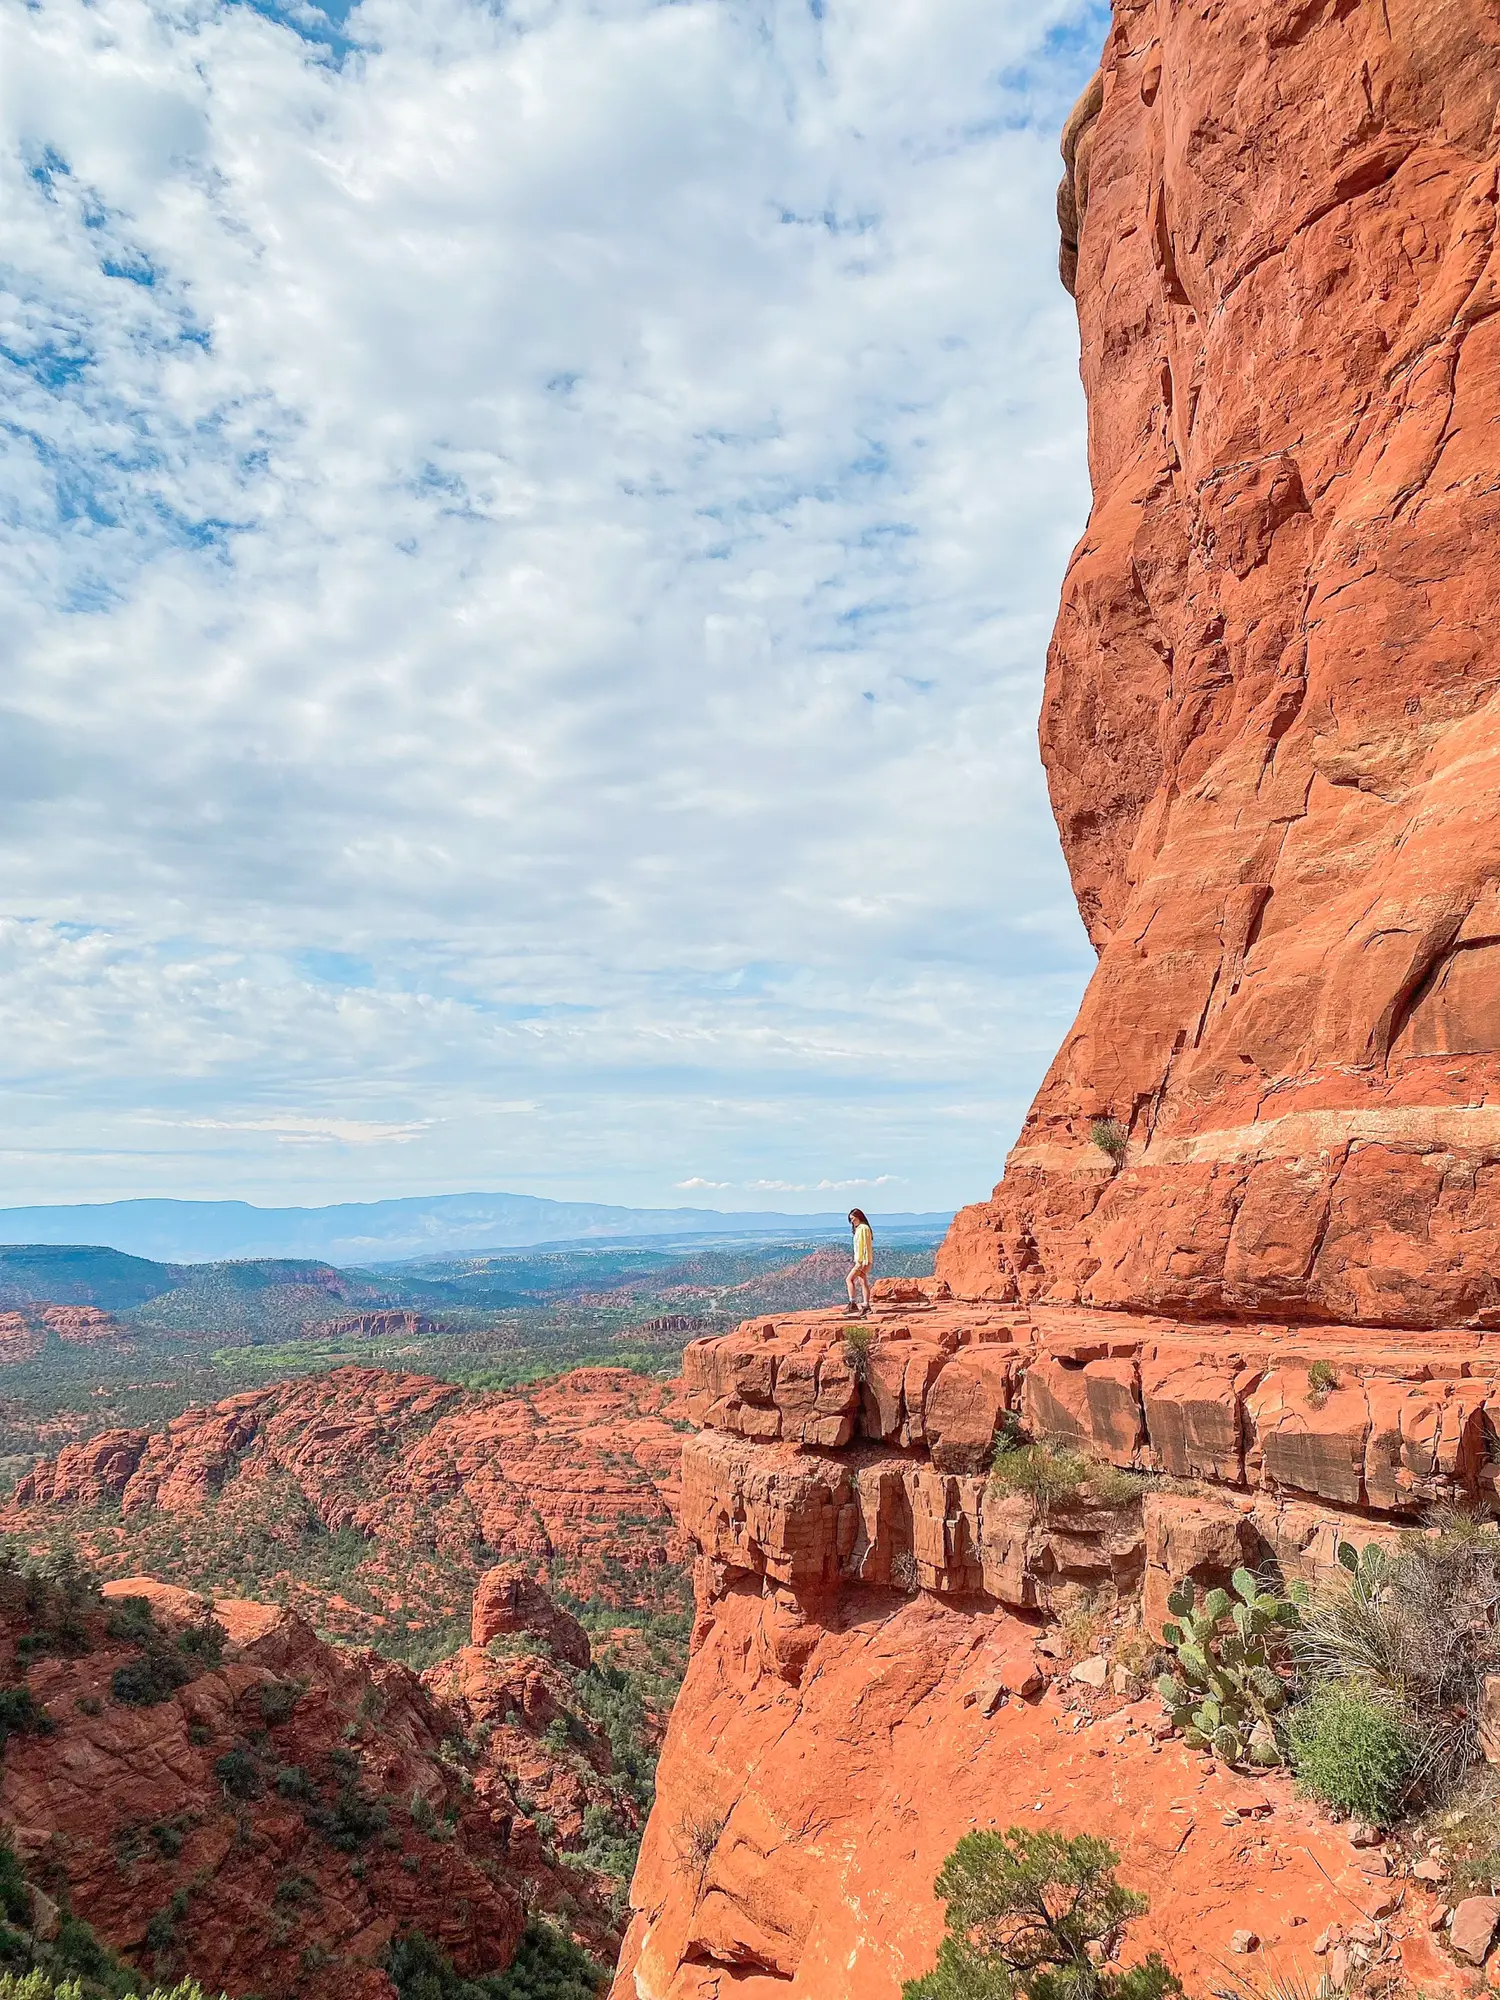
[610,7,1500,1996]
[938,0,1500,1329]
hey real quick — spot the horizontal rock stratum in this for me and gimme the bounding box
[938,0,1500,1327]
[612,1301,1474,1998]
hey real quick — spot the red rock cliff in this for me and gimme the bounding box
[939,0,1500,1327]
[612,1300,1477,1999]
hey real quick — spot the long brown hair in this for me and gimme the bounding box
[848,1208,871,1228]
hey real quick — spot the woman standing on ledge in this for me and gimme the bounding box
[845,1208,873,1317]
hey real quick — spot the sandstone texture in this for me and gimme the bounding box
[612,1302,1476,1999]
[5,1364,689,1644]
[0,1578,527,1998]
[939,0,1500,1328]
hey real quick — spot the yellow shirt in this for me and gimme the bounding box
[852,1223,873,1267]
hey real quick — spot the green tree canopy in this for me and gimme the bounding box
[901,1827,1182,2000]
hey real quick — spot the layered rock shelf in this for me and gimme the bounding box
[613,1299,1484,1998]
[682,1292,1500,1555]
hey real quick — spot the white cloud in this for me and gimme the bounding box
[0,0,1105,1212]
[148,1113,435,1146]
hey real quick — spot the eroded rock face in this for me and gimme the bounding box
[0,1584,527,1999]
[470,1562,592,1670]
[939,0,1500,1327]
[616,1303,1478,2000]
[6,1364,689,1642]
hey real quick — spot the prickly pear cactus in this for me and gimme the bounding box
[1154,1568,1305,1768]
[1336,1538,1387,1599]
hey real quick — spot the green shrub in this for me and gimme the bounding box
[1288,1682,1415,1823]
[1090,1120,1128,1164]
[103,1599,159,1649]
[175,1624,224,1672]
[0,1848,28,1928]
[490,1919,605,1998]
[256,1680,304,1727]
[213,1747,263,1801]
[843,1324,873,1384]
[0,1688,49,1755]
[900,1827,1180,2000]
[110,1649,192,1708]
[1306,1360,1338,1408]
[989,1443,1089,1512]
[0,1981,228,1999]
[1292,1523,1500,1803]
[386,1919,604,1998]
[306,1781,389,1851]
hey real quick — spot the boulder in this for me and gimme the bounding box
[1450,1898,1500,1965]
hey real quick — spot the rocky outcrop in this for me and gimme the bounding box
[938,0,1500,1327]
[612,1303,1483,1998]
[6,1365,689,1645]
[0,1578,527,1998]
[0,1304,122,1365]
[612,11,1500,1990]
[470,1562,592,1669]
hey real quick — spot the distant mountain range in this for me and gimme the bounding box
[0,1192,952,1265]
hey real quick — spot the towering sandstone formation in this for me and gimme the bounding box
[612,7,1500,1997]
[940,0,1500,1326]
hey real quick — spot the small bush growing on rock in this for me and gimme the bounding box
[890,1550,921,1594]
[213,1746,263,1801]
[1090,1119,1128,1165]
[1080,1462,1147,1510]
[1156,1570,1303,1767]
[1305,1360,1339,1408]
[988,1435,1148,1514]
[990,1443,1089,1513]
[102,1598,158,1648]
[1288,1682,1415,1823]
[274,1763,316,1801]
[843,1323,874,1384]
[307,1779,389,1852]
[676,1804,727,1889]
[143,1886,189,1955]
[0,1686,49,1755]
[256,1679,304,1727]
[900,1826,1180,2000]
[0,1845,29,1927]
[110,1649,192,1709]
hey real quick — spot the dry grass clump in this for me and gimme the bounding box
[1419,1768,1500,1898]
[676,1800,728,1890]
[1295,1515,1500,1807]
[843,1323,874,1384]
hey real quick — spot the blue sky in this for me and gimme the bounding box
[0,0,1108,1214]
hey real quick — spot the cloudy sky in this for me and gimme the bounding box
[0,0,1105,1216]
